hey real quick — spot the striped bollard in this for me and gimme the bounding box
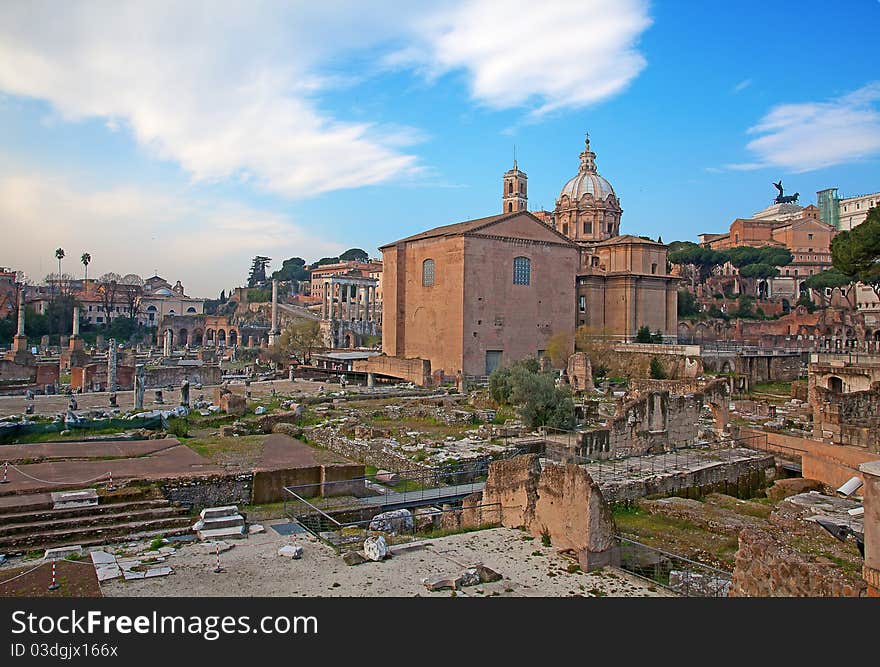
[213,543,223,574]
[107,471,115,491]
[1,461,8,484]
[48,559,60,591]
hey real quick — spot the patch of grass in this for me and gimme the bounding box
[566,563,582,574]
[540,527,551,547]
[149,538,164,551]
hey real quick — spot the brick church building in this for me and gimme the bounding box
[380,136,678,377]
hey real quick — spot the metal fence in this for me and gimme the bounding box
[616,536,732,597]
[282,483,502,552]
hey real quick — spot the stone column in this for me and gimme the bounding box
[163,329,172,357]
[269,279,279,346]
[134,364,145,410]
[16,290,25,336]
[107,339,118,393]
[367,371,374,388]
[72,305,80,337]
[12,290,28,353]
[180,379,190,408]
[364,285,371,323]
[328,281,335,321]
[861,461,880,597]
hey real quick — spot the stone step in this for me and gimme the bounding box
[199,505,239,520]
[51,488,98,510]
[192,514,245,531]
[196,526,247,541]
[0,500,177,526]
[0,506,190,538]
[0,516,195,552]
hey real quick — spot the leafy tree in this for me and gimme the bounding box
[668,242,728,290]
[54,248,65,290]
[677,289,700,318]
[0,314,15,345]
[734,294,756,318]
[278,319,324,363]
[247,256,271,288]
[489,359,573,429]
[272,257,310,282]
[803,268,852,291]
[832,206,880,294]
[313,256,341,268]
[649,357,667,380]
[796,292,817,313]
[339,248,369,262]
[635,325,653,343]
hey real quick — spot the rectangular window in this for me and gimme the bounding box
[583,221,592,234]
[513,257,531,285]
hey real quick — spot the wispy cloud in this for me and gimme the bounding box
[733,79,752,94]
[725,82,880,172]
[0,166,343,296]
[389,0,652,117]
[0,2,424,200]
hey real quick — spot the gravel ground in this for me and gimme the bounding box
[101,526,670,598]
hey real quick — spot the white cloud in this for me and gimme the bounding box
[0,168,343,296]
[0,1,653,202]
[395,0,652,117]
[733,79,752,94]
[0,2,423,199]
[726,82,880,172]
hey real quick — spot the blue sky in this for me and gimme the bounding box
[1,1,878,297]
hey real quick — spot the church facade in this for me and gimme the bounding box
[380,136,679,378]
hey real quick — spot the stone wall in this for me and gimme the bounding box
[600,453,774,503]
[353,355,432,387]
[579,380,728,458]
[479,454,616,571]
[811,383,880,453]
[159,473,253,507]
[729,528,864,597]
[144,364,222,389]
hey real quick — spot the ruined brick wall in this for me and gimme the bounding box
[729,528,864,597]
[353,355,432,386]
[480,455,616,570]
[811,384,880,452]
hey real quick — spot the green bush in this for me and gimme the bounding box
[649,357,667,380]
[165,417,189,438]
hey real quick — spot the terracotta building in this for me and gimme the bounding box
[381,211,579,376]
[379,136,680,377]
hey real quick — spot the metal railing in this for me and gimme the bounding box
[616,536,732,597]
[282,484,502,552]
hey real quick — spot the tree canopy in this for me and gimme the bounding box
[832,206,880,293]
[272,257,310,282]
[803,268,853,290]
[247,256,271,287]
[338,248,369,262]
[489,359,574,430]
[667,242,728,284]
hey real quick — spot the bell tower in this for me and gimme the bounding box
[502,158,527,214]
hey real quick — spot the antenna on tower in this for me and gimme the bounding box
[513,145,517,170]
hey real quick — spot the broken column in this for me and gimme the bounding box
[12,290,27,353]
[107,338,118,393]
[180,379,190,408]
[163,329,172,357]
[134,364,145,410]
[367,371,374,388]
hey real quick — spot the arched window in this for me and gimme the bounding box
[422,259,435,287]
[513,257,530,285]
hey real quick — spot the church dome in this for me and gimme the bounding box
[560,171,616,201]
[558,136,616,202]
